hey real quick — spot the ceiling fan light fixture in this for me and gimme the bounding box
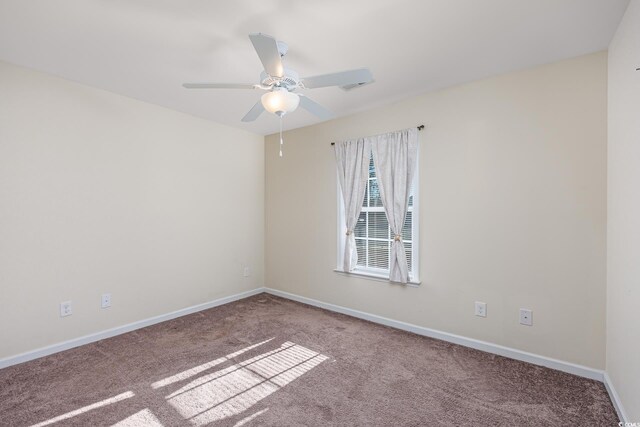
[261,88,300,116]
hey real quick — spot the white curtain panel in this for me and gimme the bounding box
[371,128,418,283]
[334,138,371,272]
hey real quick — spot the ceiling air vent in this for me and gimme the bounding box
[340,79,375,91]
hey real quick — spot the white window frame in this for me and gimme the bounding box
[336,147,420,285]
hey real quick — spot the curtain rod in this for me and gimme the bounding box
[330,125,424,146]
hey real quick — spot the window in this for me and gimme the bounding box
[338,153,419,282]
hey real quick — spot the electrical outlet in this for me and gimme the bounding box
[60,301,72,317]
[474,301,487,317]
[101,293,111,309]
[243,266,251,277]
[520,308,533,326]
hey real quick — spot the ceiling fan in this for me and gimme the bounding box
[182,33,374,123]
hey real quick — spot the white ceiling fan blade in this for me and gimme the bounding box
[299,95,335,120]
[302,68,373,89]
[183,83,257,89]
[241,101,265,122]
[249,33,284,78]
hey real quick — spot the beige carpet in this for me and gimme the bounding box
[0,293,618,426]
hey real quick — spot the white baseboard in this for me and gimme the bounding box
[604,372,629,423]
[0,287,266,370]
[264,287,604,382]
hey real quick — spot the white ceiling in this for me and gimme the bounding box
[0,0,629,135]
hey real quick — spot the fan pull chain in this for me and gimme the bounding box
[279,115,284,157]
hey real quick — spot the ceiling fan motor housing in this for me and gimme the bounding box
[260,68,299,90]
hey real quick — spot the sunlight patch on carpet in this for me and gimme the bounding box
[29,391,135,427]
[232,408,269,426]
[151,338,274,389]
[111,408,164,426]
[166,342,328,425]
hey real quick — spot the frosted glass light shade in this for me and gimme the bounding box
[261,89,300,116]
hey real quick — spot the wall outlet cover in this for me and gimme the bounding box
[474,301,487,317]
[101,293,111,309]
[60,301,72,317]
[520,308,533,326]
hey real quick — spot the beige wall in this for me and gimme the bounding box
[0,61,264,359]
[607,0,640,420]
[265,52,607,369]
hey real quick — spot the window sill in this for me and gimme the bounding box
[333,269,421,287]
